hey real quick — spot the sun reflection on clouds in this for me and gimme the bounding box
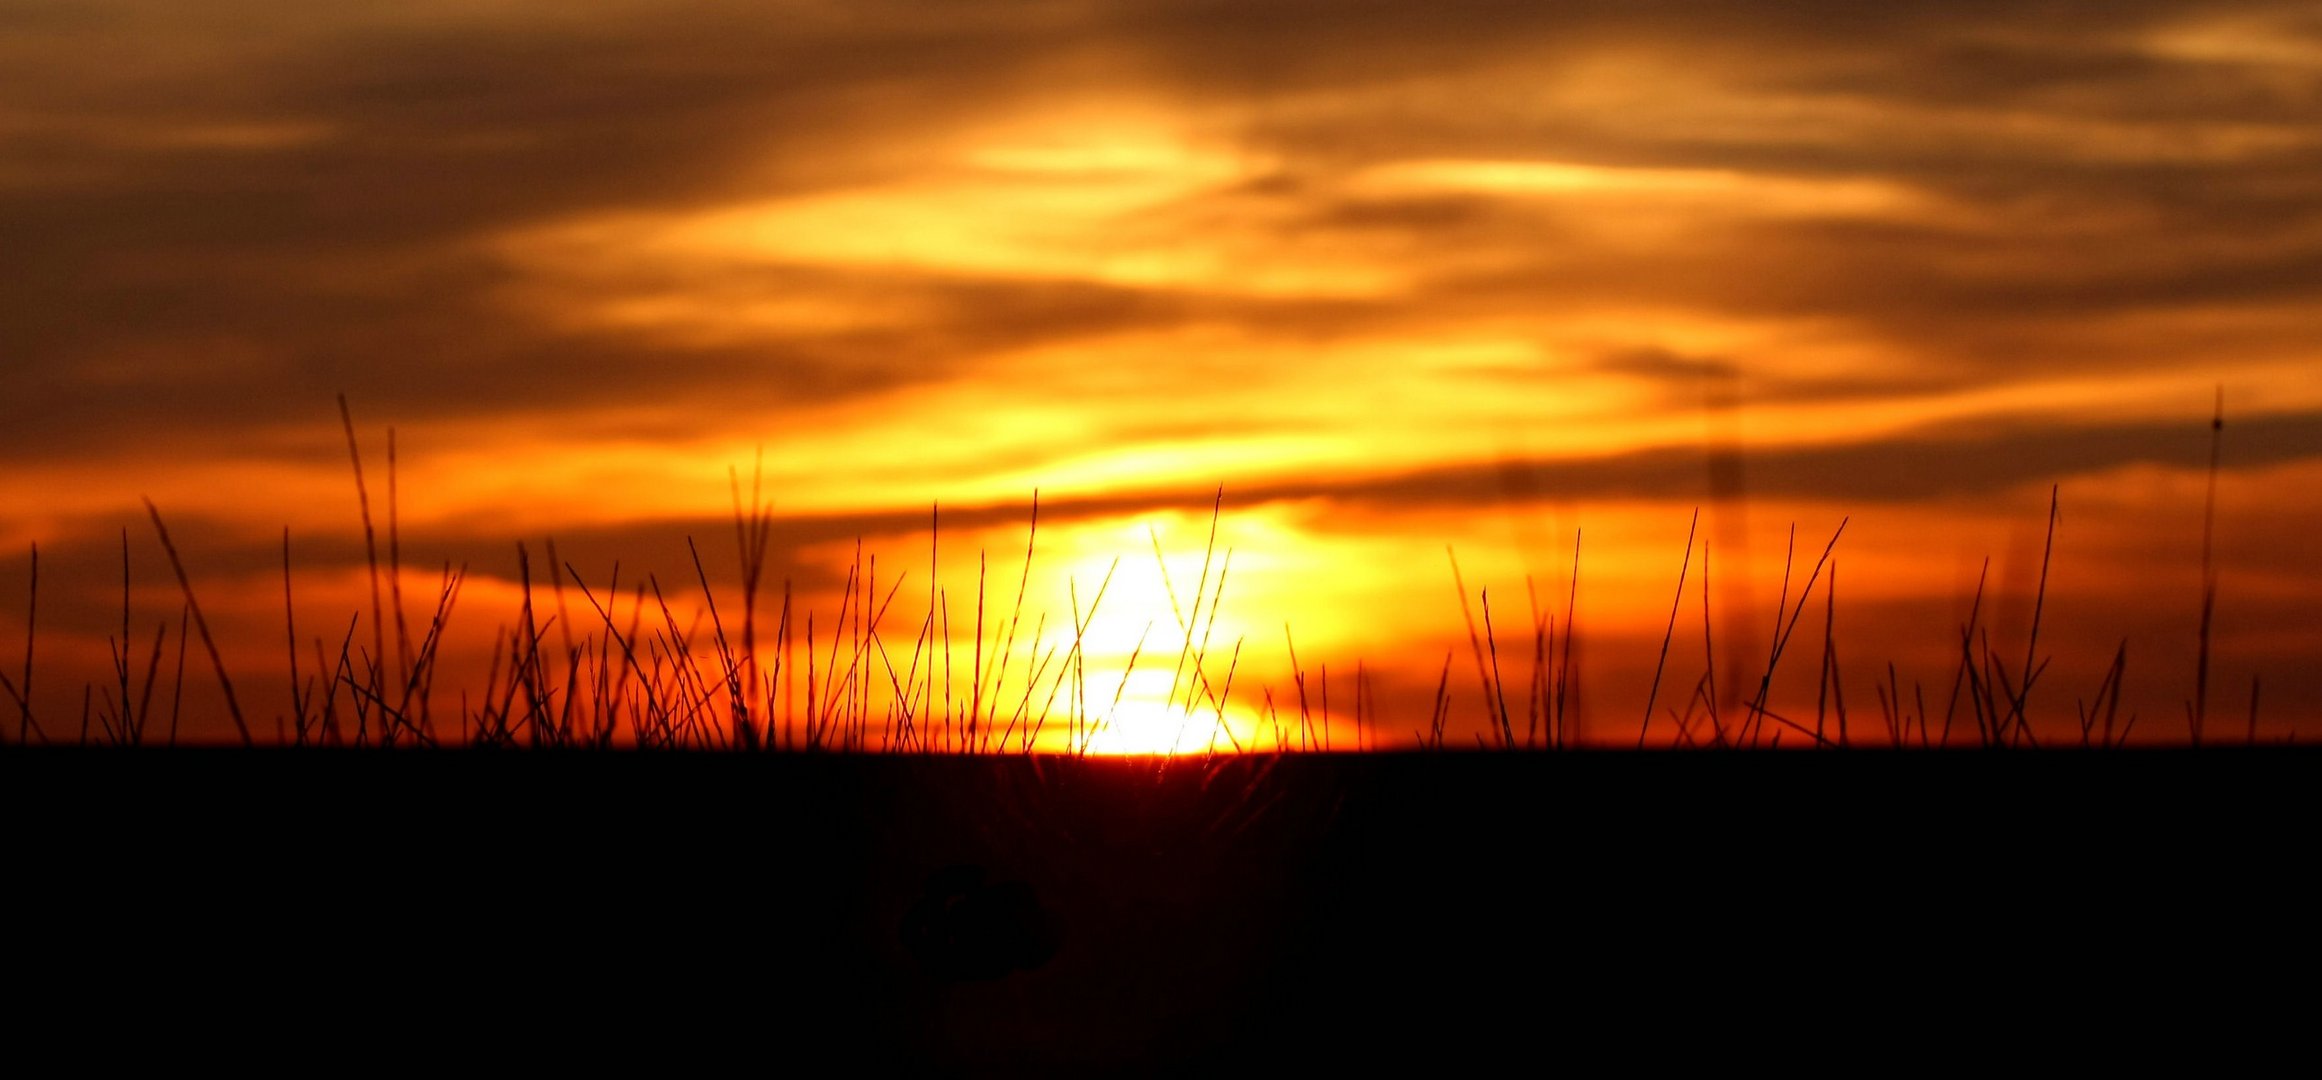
[3,2,2319,745]
[498,109,1408,303]
[1349,158,1950,223]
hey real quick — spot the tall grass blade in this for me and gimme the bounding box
[144,500,251,746]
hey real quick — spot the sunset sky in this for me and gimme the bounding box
[3,2,2317,747]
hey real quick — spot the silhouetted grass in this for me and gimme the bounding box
[0,396,2291,752]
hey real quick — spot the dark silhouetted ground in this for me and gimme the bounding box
[5,750,2312,1068]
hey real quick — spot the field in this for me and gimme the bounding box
[10,747,2313,1065]
[9,3,2322,1067]
[3,407,2314,1065]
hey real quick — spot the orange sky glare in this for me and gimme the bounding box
[2,2,2317,748]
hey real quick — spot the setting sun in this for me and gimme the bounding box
[1079,699,1235,757]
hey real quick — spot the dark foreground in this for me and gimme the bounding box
[6,750,2315,1068]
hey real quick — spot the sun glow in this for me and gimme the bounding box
[1079,698,1239,757]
